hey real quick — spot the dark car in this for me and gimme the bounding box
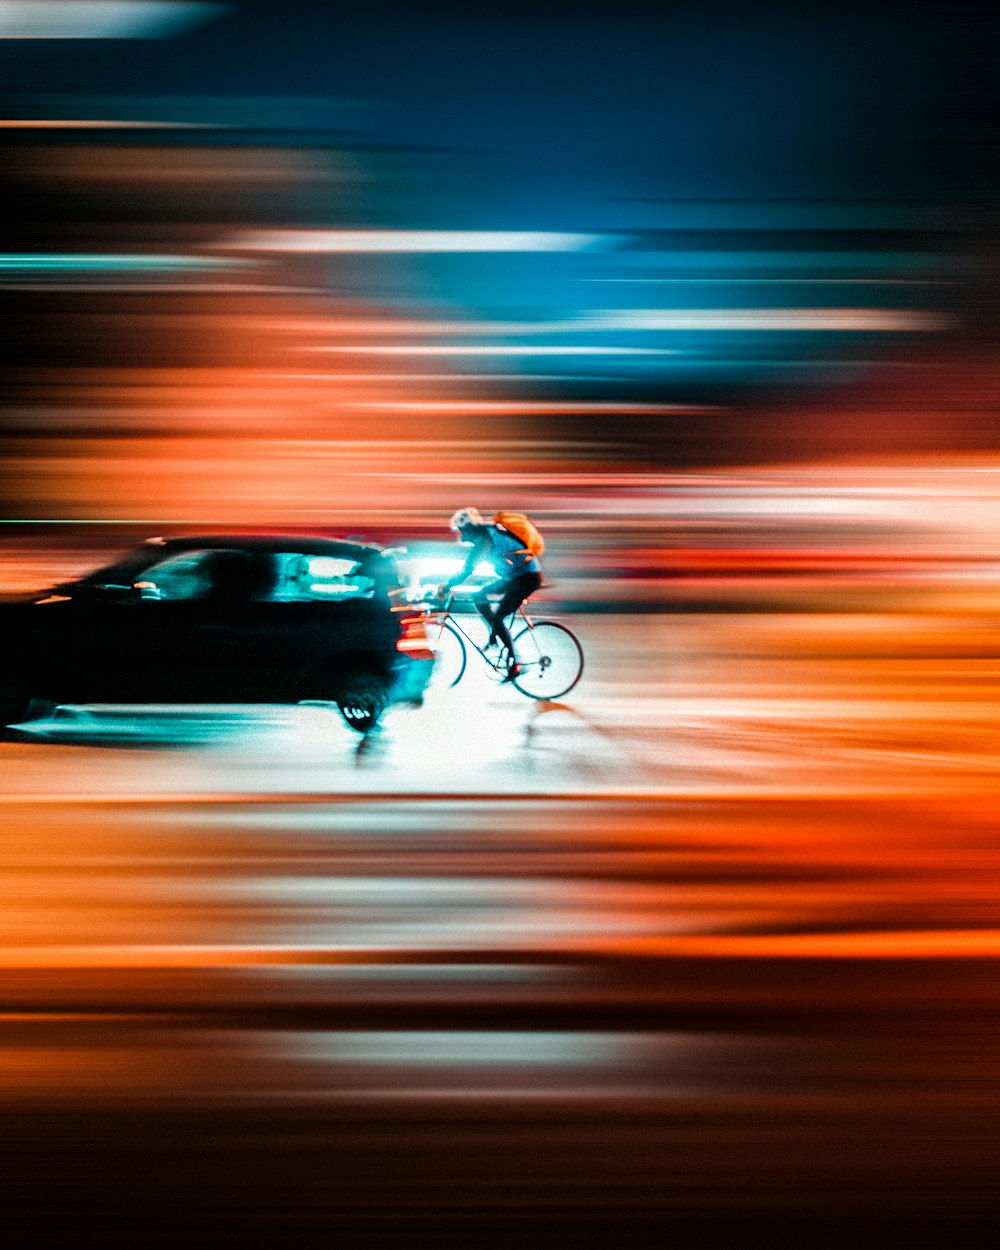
[0,535,434,734]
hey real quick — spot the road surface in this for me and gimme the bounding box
[2,612,998,1246]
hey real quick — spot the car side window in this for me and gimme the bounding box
[137,549,277,602]
[136,550,219,600]
[278,554,376,601]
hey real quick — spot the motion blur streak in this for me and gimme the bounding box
[2,601,1000,1242]
[0,1,227,40]
[0,796,997,1247]
[224,230,609,252]
[2,1,999,1244]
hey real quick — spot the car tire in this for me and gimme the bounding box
[335,671,389,734]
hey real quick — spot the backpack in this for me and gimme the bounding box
[493,511,545,558]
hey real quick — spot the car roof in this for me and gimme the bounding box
[148,534,386,558]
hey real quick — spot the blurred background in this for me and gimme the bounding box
[1,2,999,1246]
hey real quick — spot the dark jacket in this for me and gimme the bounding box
[447,522,542,587]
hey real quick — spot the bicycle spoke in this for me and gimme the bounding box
[510,622,584,700]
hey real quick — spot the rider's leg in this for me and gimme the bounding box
[472,579,505,645]
[491,572,544,655]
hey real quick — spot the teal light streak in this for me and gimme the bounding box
[0,254,236,273]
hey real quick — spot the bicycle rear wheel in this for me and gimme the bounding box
[425,618,467,689]
[510,621,583,700]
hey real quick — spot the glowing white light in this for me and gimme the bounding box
[221,230,609,253]
[306,557,358,577]
[0,1,229,39]
[575,308,950,332]
[288,1030,633,1068]
[403,557,467,578]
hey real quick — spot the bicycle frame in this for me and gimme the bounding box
[417,592,583,699]
[430,600,532,673]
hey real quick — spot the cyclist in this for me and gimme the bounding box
[439,507,543,681]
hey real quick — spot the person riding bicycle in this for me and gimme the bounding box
[439,507,543,681]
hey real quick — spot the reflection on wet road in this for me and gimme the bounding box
[3,613,998,1244]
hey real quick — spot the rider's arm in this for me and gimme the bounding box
[442,529,489,591]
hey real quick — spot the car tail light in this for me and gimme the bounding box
[396,614,435,660]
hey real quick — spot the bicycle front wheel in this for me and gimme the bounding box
[510,621,583,700]
[425,618,467,689]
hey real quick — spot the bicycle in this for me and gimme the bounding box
[417,591,584,701]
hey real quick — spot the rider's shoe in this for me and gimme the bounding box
[501,660,522,684]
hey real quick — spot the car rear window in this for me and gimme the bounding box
[275,553,377,601]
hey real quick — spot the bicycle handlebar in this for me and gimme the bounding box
[403,588,454,613]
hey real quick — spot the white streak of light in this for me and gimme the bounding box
[0,1,229,39]
[285,1031,641,1068]
[221,230,610,253]
[581,308,950,331]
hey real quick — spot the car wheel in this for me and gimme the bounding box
[336,672,388,734]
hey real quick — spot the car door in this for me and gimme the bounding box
[127,548,278,702]
[22,584,152,705]
[181,550,398,703]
